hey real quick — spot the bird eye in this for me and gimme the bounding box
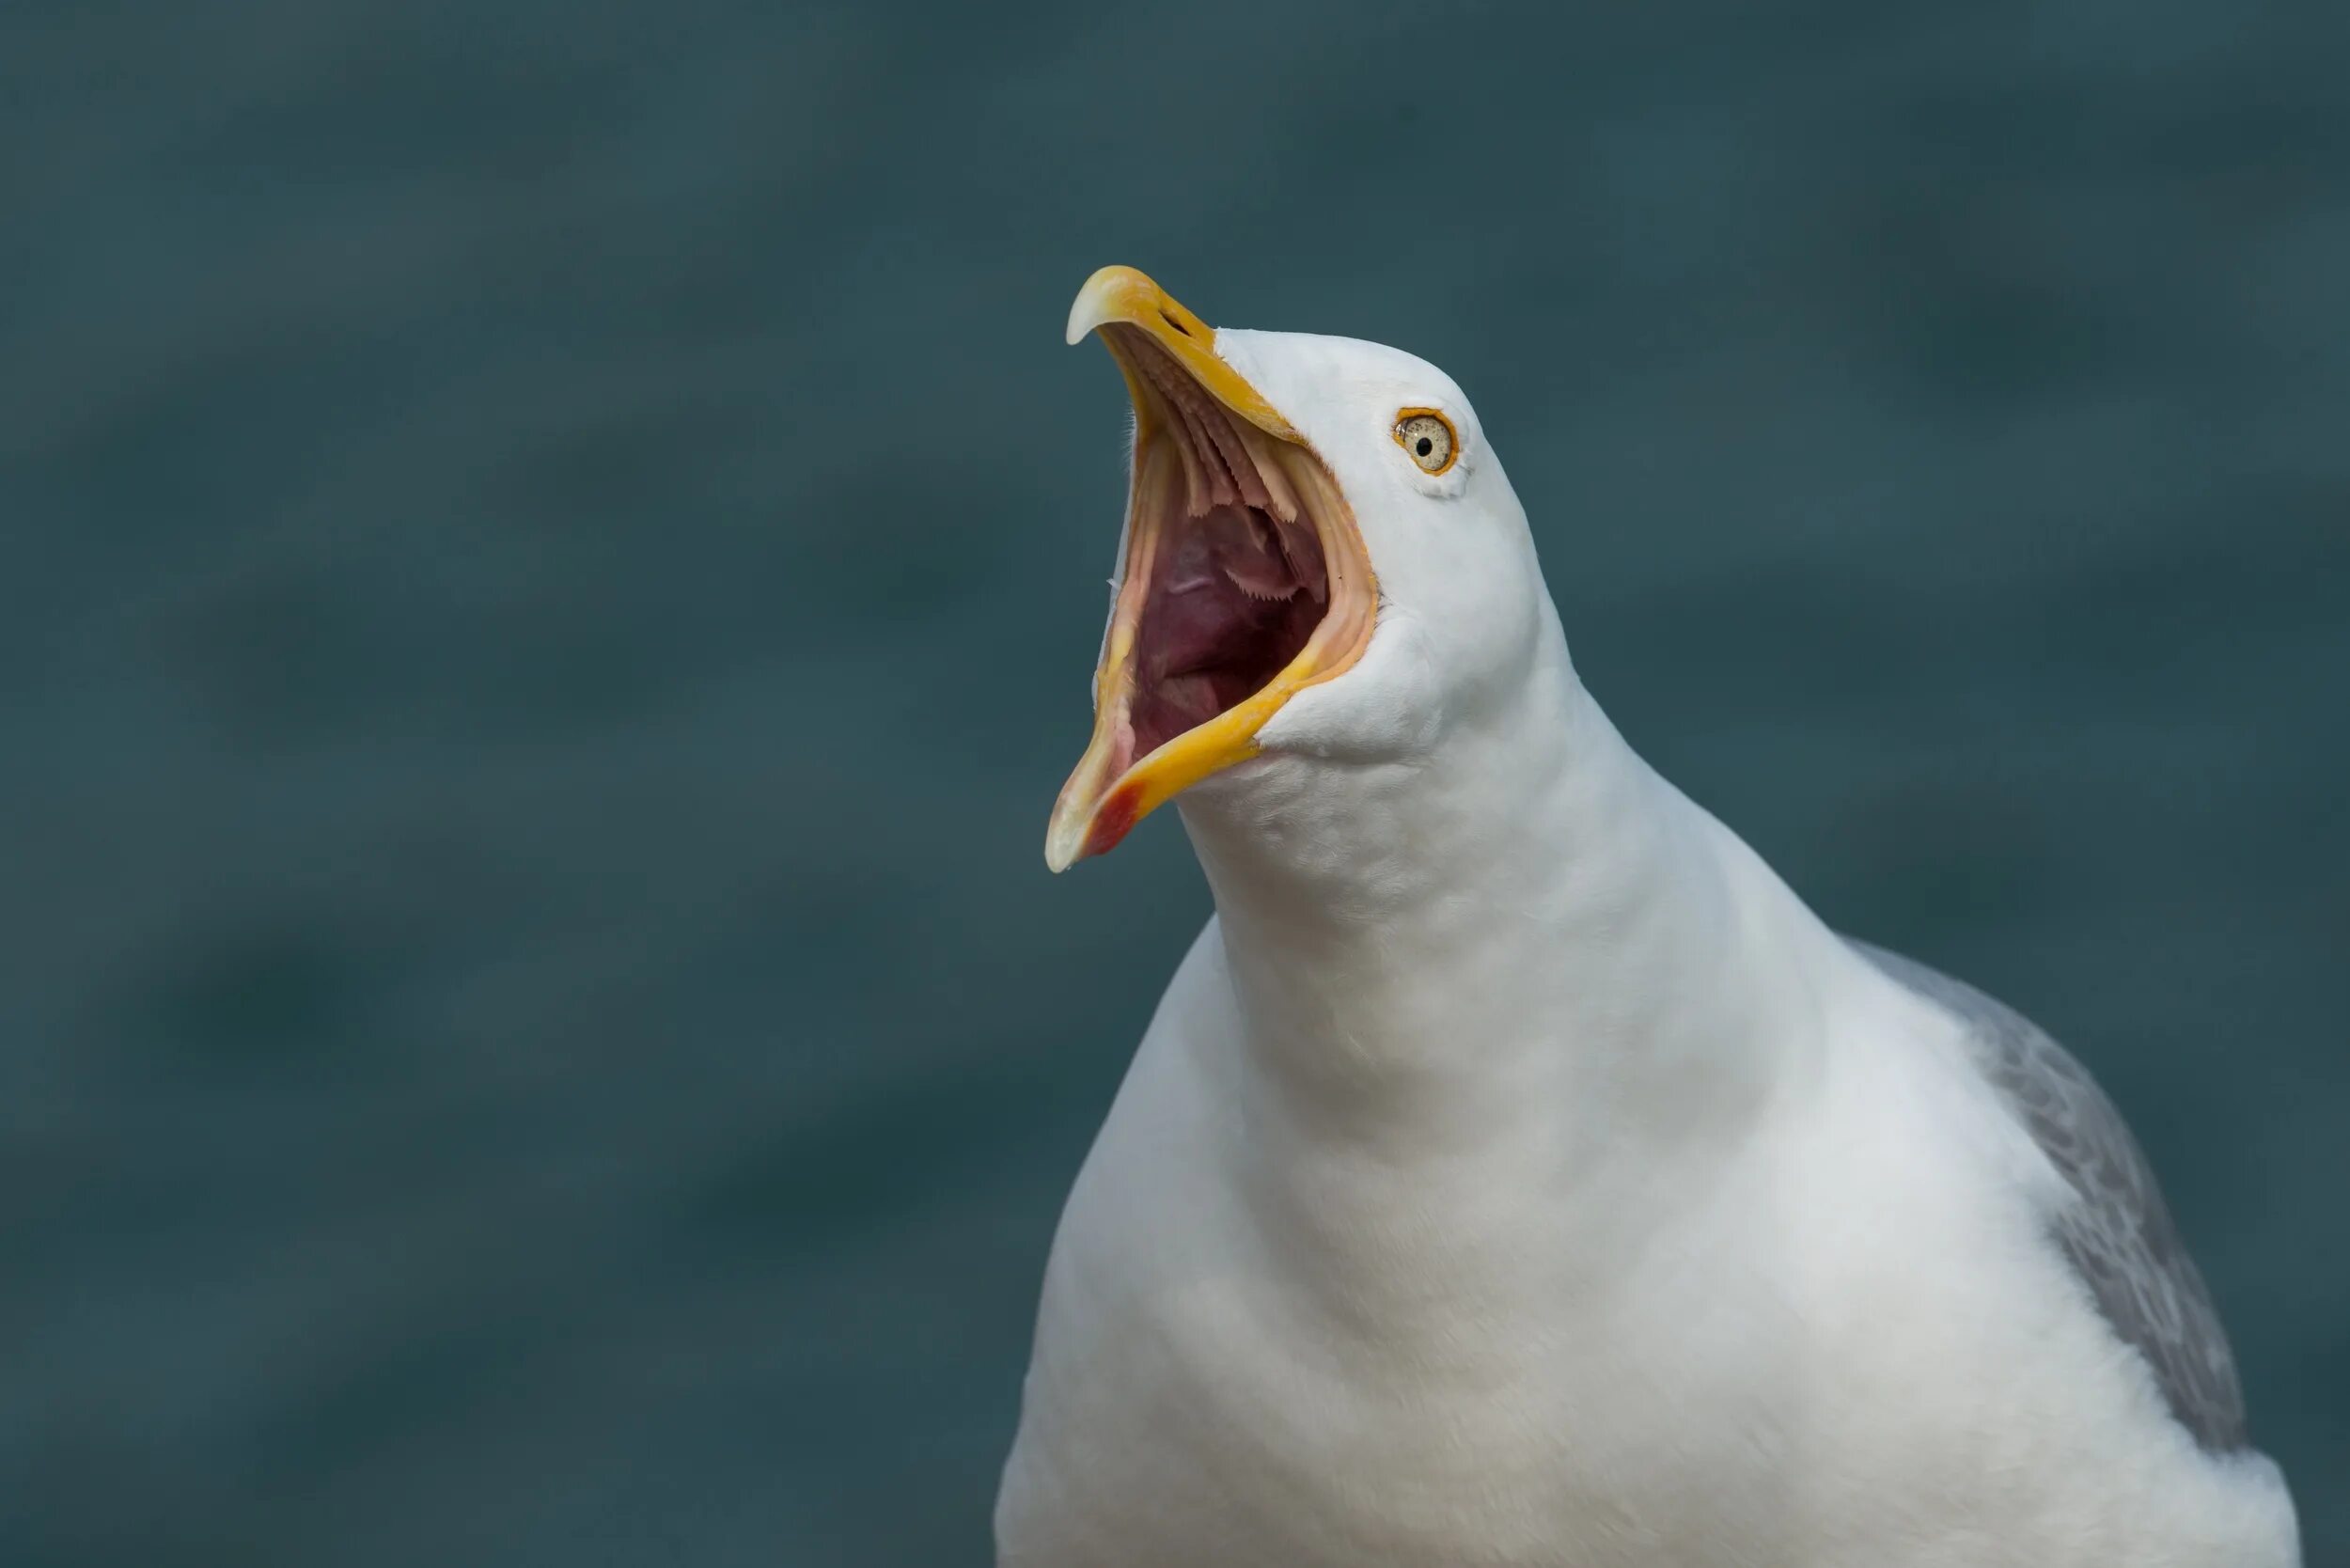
[1393,410,1457,475]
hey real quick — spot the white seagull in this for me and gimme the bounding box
[997,266,2300,1567]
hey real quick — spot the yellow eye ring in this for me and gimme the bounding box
[1393,408,1459,476]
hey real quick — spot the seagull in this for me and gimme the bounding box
[997,266,2301,1567]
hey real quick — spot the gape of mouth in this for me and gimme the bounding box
[1114,331,1331,762]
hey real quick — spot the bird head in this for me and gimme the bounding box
[1046,266,1543,870]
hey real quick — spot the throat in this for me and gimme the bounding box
[1175,658,1833,1164]
[1131,502,1327,759]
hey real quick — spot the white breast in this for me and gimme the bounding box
[995,920,2297,1568]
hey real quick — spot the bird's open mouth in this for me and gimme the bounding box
[1045,268,1378,870]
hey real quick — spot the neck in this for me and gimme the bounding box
[1175,611,1836,1180]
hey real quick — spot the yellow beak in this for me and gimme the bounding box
[1044,266,1377,871]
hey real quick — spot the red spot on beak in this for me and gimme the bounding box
[1083,786,1142,859]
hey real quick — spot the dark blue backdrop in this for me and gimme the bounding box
[5,2,2345,1563]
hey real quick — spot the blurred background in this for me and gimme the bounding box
[5,1,2346,1562]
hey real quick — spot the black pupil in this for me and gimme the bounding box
[1416,436,1434,457]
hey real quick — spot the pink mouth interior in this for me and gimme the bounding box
[1117,334,1330,761]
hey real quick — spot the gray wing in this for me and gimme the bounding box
[1849,939,2249,1452]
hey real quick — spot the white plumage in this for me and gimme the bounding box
[999,274,2300,1566]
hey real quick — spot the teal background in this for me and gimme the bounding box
[6,2,2346,1563]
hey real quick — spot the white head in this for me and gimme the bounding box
[1046,266,1551,870]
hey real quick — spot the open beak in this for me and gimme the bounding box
[1044,266,1378,870]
